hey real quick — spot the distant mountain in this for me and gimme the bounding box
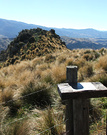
[0,18,50,38]
[56,28,107,38]
[62,36,107,50]
[1,18,107,38]
[0,18,107,51]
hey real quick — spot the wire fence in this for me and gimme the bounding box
[0,71,107,134]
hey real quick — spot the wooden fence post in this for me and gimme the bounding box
[66,66,77,135]
[66,66,89,135]
[57,66,107,135]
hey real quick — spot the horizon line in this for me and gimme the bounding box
[0,18,107,32]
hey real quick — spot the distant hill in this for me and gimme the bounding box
[62,36,107,50]
[56,28,107,38]
[0,28,66,66]
[1,18,107,38]
[0,18,50,38]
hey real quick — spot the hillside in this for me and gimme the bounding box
[0,38,12,52]
[0,28,66,66]
[62,36,107,50]
[0,48,107,134]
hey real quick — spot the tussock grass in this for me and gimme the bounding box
[36,107,64,135]
[51,65,66,83]
[0,48,107,134]
[41,69,53,84]
[88,73,107,87]
[95,54,107,71]
[79,64,94,79]
[21,82,52,108]
[2,120,29,135]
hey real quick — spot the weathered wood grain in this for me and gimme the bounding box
[58,82,107,100]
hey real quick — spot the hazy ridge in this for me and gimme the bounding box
[0,18,107,50]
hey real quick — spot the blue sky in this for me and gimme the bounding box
[0,0,107,30]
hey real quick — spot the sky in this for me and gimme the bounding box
[0,0,107,31]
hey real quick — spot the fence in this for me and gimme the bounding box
[0,66,107,135]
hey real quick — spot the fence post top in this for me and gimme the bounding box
[66,66,78,69]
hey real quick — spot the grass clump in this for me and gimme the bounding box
[45,54,56,63]
[2,120,29,135]
[36,107,64,135]
[89,73,107,87]
[51,65,66,83]
[95,54,107,71]
[79,64,94,79]
[21,81,52,108]
[0,48,107,134]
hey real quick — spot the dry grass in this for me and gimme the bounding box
[51,64,66,83]
[95,54,107,71]
[21,82,52,108]
[79,63,94,80]
[1,88,13,107]
[88,73,107,87]
[2,119,29,135]
[0,48,107,134]
[35,107,65,135]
